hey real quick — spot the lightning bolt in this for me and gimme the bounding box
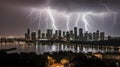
[38,11,41,29]
[82,12,93,31]
[45,13,49,29]
[66,15,70,31]
[102,4,117,25]
[113,12,117,25]
[82,14,89,31]
[75,14,80,27]
[47,7,57,33]
[28,5,111,33]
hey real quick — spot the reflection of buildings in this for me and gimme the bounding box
[25,27,106,41]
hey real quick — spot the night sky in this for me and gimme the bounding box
[0,0,120,37]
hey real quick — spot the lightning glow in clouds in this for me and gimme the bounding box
[28,7,117,32]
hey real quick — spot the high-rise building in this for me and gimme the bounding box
[63,31,66,37]
[108,35,111,40]
[70,30,74,40]
[79,28,83,41]
[42,33,46,39]
[93,32,96,41]
[31,32,36,40]
[84,31,88,41]
[96,30,99,41]
[66,31,70,41]
[46,29,52,39]
[88,33,92,41]
[100,32,105,40]
[74,27,77,40]
[25,33,27,40]
[26,28,30,40]
[59,30,62,40]
[55,30,59,37]
[38,30,41,39]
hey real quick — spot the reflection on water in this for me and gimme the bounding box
[0,42,120,54]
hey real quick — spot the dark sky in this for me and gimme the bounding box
[0,0,120,37]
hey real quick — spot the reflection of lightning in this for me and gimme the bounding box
[75,14,80,27]
[48,7,57,32]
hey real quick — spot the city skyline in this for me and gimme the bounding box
[25,27,105,41]
[0,0,120,37]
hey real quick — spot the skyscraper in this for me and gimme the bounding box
[93,32,96,41]
[63,31,66,37]
[26,28,30,40]
[84,31,88,41]
[74,27,77,40]
[66,31,70,41]
[59,30,62,40]
[46,29,52,39]
[79,28,83,41]
[100,32,105,40]
[96,30,99,41]
[88,33,92,41]
[42,33,46,39]
[38,30,41,39]
[31,32,36,40]
[70,30,74,40]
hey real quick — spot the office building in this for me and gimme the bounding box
[79,28,83,41]
[63,31,66,37]
[100,32,105,40]
[42,33,46,39]
[96,30,99,41]
[74,27,77,40]
[88,33,92,41]
[93,32,96,41]
[31,32,36,40]
[38,30,41,39]
[84,31,88,41]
